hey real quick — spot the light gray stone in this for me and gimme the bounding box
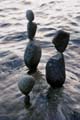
[18,75,35,95]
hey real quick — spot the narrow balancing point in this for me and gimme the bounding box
[46,30,70,88]
[18,75,35,96]
[24,10,42,74]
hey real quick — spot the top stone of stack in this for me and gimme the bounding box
[26,10,34,22]
[52,30,70,53]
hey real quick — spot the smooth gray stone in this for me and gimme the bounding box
[52,30,70,53]
[27,22,37,40]
[24,41,41,72]
[26,10,34,22]
[18,75,35,96]
[46,53,65,88]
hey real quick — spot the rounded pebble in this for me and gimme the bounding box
[26,10,34,22]
[18,75,35,96]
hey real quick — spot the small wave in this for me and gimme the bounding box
[0,23,11,28]
[2,31,27,42]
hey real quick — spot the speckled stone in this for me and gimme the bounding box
[24,41,41,72]
[52,30,70,53]
[27,22,37,40]
[26,10,34,22]
[46,53,65,88]
[18,75,35,96]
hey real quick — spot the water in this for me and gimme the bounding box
[0,0,80,120]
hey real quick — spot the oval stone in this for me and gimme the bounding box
[18,75,35,96]
[26,10,34,22]
[24,41,42,72]
[46,53,65,88]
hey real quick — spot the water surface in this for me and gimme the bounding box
[0,0,80,120]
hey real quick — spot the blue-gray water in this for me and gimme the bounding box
[0,0,80,120]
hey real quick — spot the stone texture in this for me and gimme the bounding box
[27,22,37,40]
[24,41,41,72]
[52,30,70,53]
[18,75,35,96]
[46,53,65,88]
[26,10,34,22]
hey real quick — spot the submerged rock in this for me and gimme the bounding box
[52,30,70,53]
[26,10,34,22]
[46,53,65,88]
[24,40,41,73]
[18,75,35,96]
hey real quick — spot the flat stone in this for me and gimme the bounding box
[52,30,70,53]
[46,53,65,88]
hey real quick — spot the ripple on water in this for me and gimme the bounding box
[0,0,80,119]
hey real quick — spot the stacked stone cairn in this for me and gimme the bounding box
[18,10,42,103]
[46,30,70,88]
[24,10,42,74]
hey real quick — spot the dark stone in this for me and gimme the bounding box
[46,53,65,88]
[26,10,34,22]
[27,22,37,40]
[24,95,31,108]
[24,41,41,72]
[52,30,70,53]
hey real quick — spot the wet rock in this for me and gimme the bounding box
[27,22,37,40]
[52,30,70,53]
[46,53,65,88]
[24,41,41,73]
[18,75,35,96]
[26,10,34,22]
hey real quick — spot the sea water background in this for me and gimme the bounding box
[0,0,80,120]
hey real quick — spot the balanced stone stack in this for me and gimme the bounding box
[46,30,70,88]
[24,10,42,74]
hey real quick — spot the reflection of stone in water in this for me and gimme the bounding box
[47,87,66,120]
[24,95,31,109]
[32,70,44,80]
[47,87,63,110]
